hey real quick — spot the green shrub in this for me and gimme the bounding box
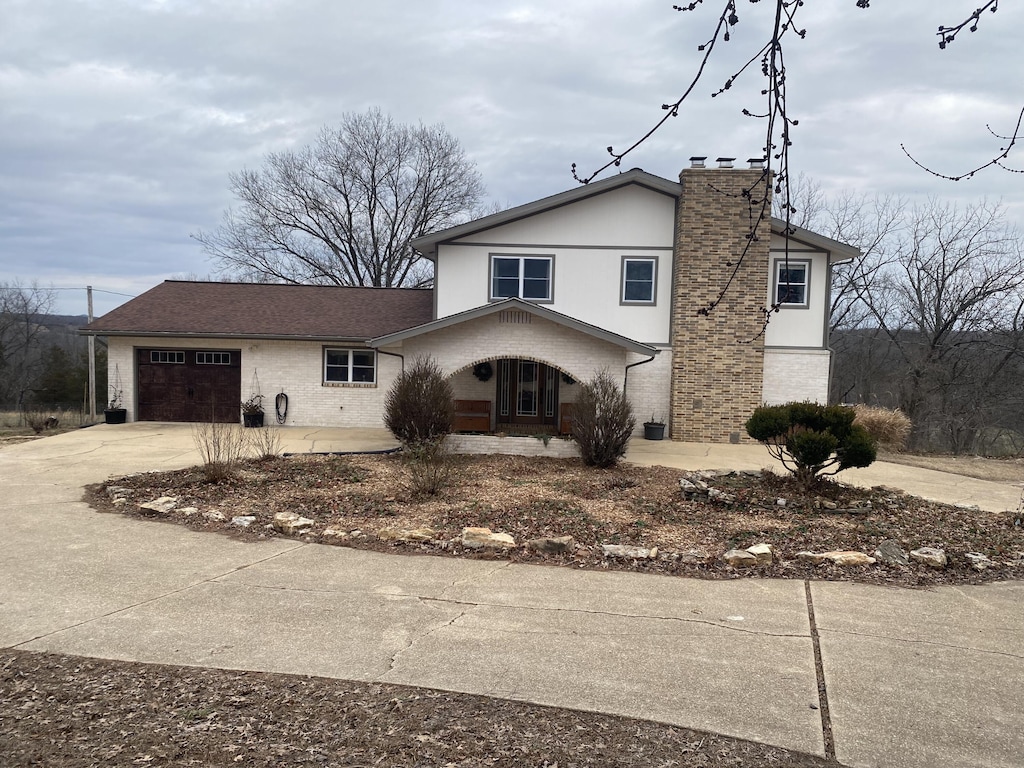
[383,356,454,447]
[571,370,636,468]
[746,402,877,487]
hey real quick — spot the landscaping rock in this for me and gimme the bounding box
[378,527,439,543]
[231,515,256,528]
[707,488,736,503]
[179,506,200,517]
[273,512,314,535]
[746,543,775,564]
[676,549,710,564]
[203,510,225,522]
[321,529,347,539]
[527,536,575,554]
[722,549,758,568]
[797,550,875,566]
[822,550,876,566]
[964,552,994,571]
[601,544,652,560]
[138,496,178,515]
[910,547,947,568]
[874,539,910,566]
[796,551,827,565]
[954,502,981,511]
[461,527,516,550]
[106,486,130,499]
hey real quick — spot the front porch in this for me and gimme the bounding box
[449,358,578,436]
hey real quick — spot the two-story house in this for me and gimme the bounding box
[83,161,858,442]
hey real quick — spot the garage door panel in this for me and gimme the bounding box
[136,348,241,423]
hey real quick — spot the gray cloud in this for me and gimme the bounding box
[1,0,1020,316]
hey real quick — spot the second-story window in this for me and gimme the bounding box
[621,257,657,304]
[490,255,553,302]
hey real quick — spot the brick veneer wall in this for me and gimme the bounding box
[670,167,773,443]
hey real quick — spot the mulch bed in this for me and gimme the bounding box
[0,650,834,767]
[84,453,1024,587]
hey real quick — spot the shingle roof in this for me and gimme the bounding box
[81,281,434,341]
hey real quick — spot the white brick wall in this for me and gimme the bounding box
[762,348,831,404]
[624,347,672,434]
[109,318,675,433]
[107,336,399,427]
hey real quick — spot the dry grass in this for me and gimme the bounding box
[853,404,912,451]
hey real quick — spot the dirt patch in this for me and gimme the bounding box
[85,453,1024,587]
[0,650,834,767]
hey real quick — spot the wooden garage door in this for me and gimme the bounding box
[136,348,242,423]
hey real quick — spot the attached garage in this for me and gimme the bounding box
[136,347,241,423]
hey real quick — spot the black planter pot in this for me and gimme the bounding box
[243,412,265,428]
[643,422,665,440]
[104,408,127,425]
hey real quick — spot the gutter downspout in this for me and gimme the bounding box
[624,351,658,426]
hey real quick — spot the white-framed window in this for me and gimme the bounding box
[490,255,553,302]
[324,348,376,384]
[773,258,810,308]
[621,256,657,304]
[196,352,231,365]
[150,350,185,364]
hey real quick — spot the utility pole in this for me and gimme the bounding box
[87,286,96,422]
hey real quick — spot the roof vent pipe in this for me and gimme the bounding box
[689,156,707,168]
[716,157,735,169]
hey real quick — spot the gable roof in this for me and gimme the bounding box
[81,281,434,341]
[411,167,861,262]
[411,168,682,259]
[369,297,659,356]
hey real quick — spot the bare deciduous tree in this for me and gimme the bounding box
[0,280,56,406]
[194,108,486,288]
[820,196,1024,452]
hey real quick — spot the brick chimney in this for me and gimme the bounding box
[669,162,773,443]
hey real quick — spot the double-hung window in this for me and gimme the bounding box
[621,257,657,304]
[324,348,376,384]
[773,258,810,308]
[490,255,553,302]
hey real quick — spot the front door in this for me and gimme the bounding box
[496,359,559,429]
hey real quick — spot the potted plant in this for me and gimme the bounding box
[104,365,127,424]
[643,414,666,440]
[241,394,265,428]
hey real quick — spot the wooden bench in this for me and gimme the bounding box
[454,400,491,432]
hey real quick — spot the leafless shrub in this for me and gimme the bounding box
[853,404,912,451]
[23,410,60,435]
[191,420,248,482]
[571,371,636,468]
[384,356,454,447]
[247,425,282,460]
[403,440,458,498]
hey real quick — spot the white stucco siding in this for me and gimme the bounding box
[459,184,677,247]
[434,184,676,344]
[108,335,401,428]
[762,348,831,405]
[764,238,830,348]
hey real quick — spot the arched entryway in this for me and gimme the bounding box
[449,357,578,435]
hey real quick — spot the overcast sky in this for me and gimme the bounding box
[2,0,1021,316]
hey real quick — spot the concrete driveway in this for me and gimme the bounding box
[1,423,1022,767]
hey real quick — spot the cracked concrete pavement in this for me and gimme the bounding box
[2,423,1023,767]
